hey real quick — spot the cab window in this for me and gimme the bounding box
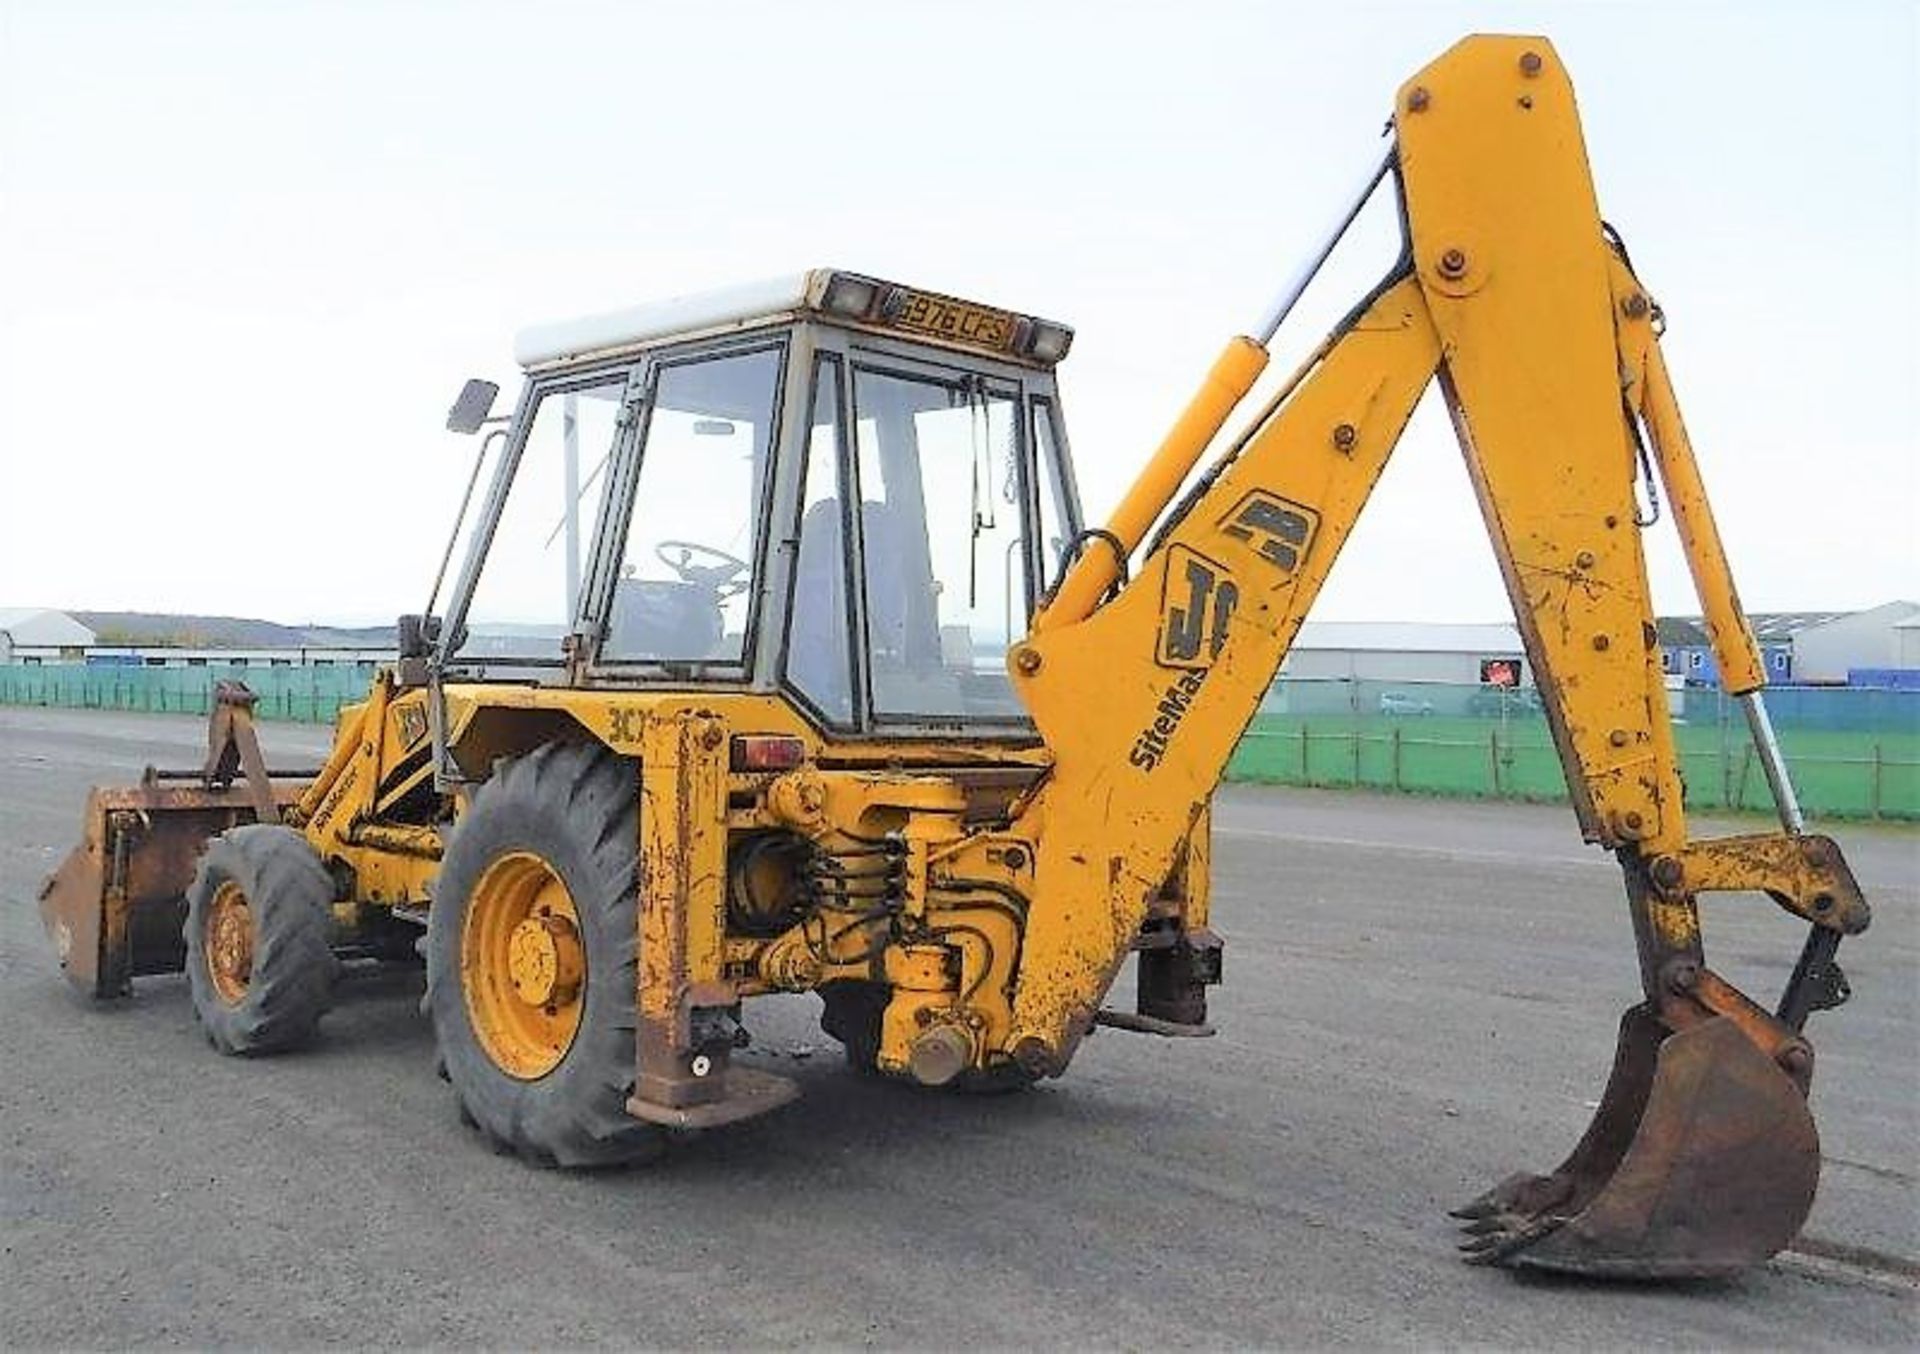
[453,375,628,662]
[602,345,785,666]
[850,365,1029,721]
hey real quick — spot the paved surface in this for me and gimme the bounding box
[2,706,1915,1348]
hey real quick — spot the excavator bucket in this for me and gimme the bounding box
[38,683,309,998]
[1453,1005,1820,1278]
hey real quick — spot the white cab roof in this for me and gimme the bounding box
[514,271,824,368]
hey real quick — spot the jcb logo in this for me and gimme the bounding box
[1157,545,1238,670]
[394,703,428,750]
[1222,491,1319,574]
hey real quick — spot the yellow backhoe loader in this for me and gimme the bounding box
[41,35,1871,1279]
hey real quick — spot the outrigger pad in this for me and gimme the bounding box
[1453,1006,1819,1279]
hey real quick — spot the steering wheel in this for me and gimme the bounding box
[655,540,751,600]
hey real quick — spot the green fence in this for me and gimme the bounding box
[1227,678,1919,820]
[3,665,1915,820]
[0,662,371,724]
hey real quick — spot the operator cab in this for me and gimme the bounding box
[437,270,1083,735]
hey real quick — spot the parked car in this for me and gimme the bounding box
[1379,691,1436,716]
[1467,684,1543,717]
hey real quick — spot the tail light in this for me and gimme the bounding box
[730,735,807,772]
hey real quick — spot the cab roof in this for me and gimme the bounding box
[513,269,1073,371]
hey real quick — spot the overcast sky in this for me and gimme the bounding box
[1,0,1913,626]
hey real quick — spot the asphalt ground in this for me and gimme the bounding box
[2,706,1915,1349]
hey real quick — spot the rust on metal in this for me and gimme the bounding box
[39,780,302,997]
[1452,1004,1819,1277]
[1672,832,1871,935]
[38,682,310,998]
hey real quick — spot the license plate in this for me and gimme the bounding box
[890,290,1017,351]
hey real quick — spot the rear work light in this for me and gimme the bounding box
[730,735,808,772]
[1017,318,1074,364]
[820,273,882,320]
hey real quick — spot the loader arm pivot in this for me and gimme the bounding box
[1004,35,1870,1277]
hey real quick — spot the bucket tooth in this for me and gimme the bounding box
[1453,1005,1819,1279]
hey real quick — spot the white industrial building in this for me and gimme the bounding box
[82,645,390,670]
[0,608,96,663]
[1790,601,1920,683]
[1281,622,1532,686]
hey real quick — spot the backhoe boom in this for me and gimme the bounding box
[1004,34,1869,1277]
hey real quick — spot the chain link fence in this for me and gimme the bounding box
[1227,678,1918,820]
[3,665,1914,819]
[0,662,370,724]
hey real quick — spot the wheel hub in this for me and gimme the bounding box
[461,850,587,1079]
[507,914,583,1008]
[205,880,254,1005]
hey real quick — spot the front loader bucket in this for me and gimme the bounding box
[39,779,300,999]
[1454,1005,1819,1278]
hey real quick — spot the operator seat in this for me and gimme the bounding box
[790,498,941,718]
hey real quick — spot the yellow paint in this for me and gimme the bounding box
[1037,335,1269,629]
[204,880,253,1006]
[460,849,584,1080]
[220,35,1853,1121]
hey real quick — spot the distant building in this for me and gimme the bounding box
[81,645,391,671]
[1283,622,1531,685]
[0,608,96,664]
[1791,600,1920,684]
[1655,612,1839,686]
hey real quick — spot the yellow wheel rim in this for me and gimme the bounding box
[205,880,254,1005]
[461,850,586,1080]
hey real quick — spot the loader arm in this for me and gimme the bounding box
[1003,35,1869,1277]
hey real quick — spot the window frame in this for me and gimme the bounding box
[777,351,865,728]
[580,333,792,682]
[843,345,1038,731]
[441,358,641,677]
[1028,392,1084,599]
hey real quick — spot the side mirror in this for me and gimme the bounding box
[446,379,499,435]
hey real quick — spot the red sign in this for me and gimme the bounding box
[1480,658,1521,688]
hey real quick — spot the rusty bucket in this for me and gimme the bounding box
[39,683,308,998]
[39,779,301,998]
[1453,1004,1819,1278]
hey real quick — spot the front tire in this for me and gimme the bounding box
[425,742,664,1168]
[184,824,337,1054]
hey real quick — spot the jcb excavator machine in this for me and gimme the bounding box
[41,36,1871,1279]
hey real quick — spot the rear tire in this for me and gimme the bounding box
[425,742,664,1168]
[184,824,337,1054]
